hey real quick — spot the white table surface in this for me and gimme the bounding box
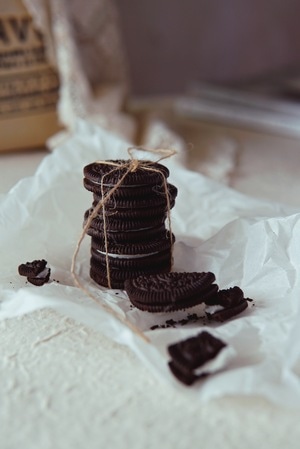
[0,149,48,193]
[1,145,300,449]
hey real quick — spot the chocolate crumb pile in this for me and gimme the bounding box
[150,313,206,330]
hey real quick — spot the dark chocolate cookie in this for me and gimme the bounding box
[84,160,170,187]
[90,262,171,289]
[86,204,170,225]
[90,268,125,289]
[87,222,168,244]
[84,177,174,199]
[91,232,174,255]
[91,247,172,269]
[205,286,248,322]
[167,331,227,385]
[124,272,218,312]
[83,158,178,290]
[84,210,167,235]
[168,360,198,386]
[90,184,177,210]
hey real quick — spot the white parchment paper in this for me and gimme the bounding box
[1,120,300,407]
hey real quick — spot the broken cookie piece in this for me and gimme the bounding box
[18,259,51,287]
[27,267,51,286]
[204,286,249,322]
[124,272,218,312]
[167,331,235,385]
[18,259,47,277]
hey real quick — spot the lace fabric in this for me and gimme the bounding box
[23,0,129,132]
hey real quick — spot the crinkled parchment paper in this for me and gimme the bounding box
[1,120,300,407]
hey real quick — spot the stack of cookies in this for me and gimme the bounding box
[83,159,177,289]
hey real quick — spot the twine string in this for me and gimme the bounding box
[71,147,176,342]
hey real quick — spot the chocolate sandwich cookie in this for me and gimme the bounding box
[87,223,168,243]
[84,207,167,232]
[84,160,170,187]
[124,272,218,313]
[204,286,248,322]
[89,202,170,223]
[91,232,174,255]
[84,177,173,199]
[91,247,172,269]
[168,361,198,386]
[90,268,124,289]
[90,229,173,289]
[90,262,171,289]
[90,184,177,210]
[167,331,228,385]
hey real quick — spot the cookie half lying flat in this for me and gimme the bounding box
[204,286,249,322]
[124,272,218,312]
[168,331,235,385]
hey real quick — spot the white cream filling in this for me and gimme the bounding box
[95,249,159,259]
[204,304,225,314]
[107,226,155,233]
[35,267,49,278]
[194,345,236,376]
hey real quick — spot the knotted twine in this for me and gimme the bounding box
[71,147,177,342]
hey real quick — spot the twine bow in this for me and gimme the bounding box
[71,146,176,342]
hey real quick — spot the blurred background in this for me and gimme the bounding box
[2,0,300,205]
[116,0,300,97]
[113,0,300,206]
